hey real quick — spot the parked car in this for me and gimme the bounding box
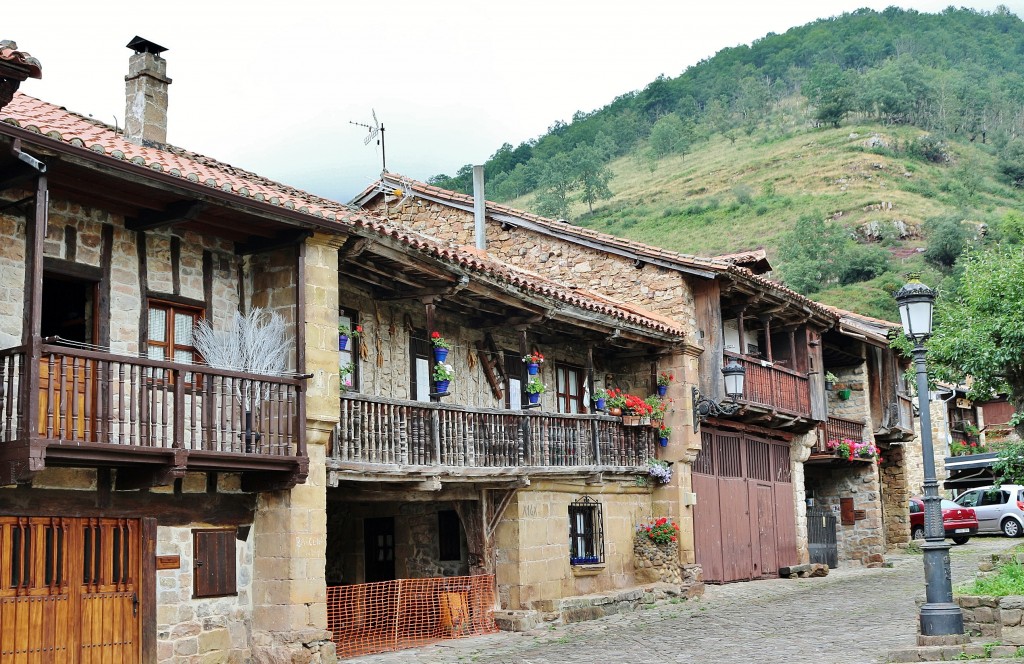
[908,497,978,544]
[954,485,1024,537]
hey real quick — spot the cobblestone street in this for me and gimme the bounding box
[351,537,1014,664]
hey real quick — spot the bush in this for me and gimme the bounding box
[923,215,970,269]
[839,244,891,284]
[733,184,755,205]
[905,134,949,163]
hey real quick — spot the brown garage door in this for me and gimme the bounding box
[692,428,798,583]
[0,516,142,663]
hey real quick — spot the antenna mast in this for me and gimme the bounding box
[349,109,386,173]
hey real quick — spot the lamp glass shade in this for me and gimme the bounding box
[722,360,745,400]
[894,279,935,340]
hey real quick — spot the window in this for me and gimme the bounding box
[339,309,360,392]
[437,510,462,561]
[504,350,524,410]
[147,300,203,366]
[956,491,980,508]
[193,529,237,598]
[568,497,604,565]
[556,364,587,414]
[980,490,1009,507]
[410,329,432,403]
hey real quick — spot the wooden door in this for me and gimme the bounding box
[755,484,778,577]
[0,516,141,664]
[363,517,395,583]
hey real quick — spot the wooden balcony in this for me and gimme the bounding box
[329,393,656,482]
[808,415,872,464]
[725,352,811,419]
[0,343,307,489]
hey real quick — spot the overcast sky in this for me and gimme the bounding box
[7,0,1022,201]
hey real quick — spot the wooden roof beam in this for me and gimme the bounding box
[126,199,207,231]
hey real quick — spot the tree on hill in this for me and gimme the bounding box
[535,153,575,219]
[777,216,890,294]
[571,144,612,214]
[805,63,855,127]
[927,245,1024,438]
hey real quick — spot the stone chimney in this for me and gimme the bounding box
[124,36,170,145]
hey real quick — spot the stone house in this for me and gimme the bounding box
[0,39,365,663]
[353,174,842,583]
[353,174,930,575]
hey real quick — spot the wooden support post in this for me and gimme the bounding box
[295,243,307,459]
[19,174,46,478]
[762,317,774,363]
[737,310,747,357]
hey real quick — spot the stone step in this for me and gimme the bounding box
[889,644,1024,662]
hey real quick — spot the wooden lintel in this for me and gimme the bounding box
[235,230,313,256]
[239,465,307,492]
[115,465,187,491]
[125,200,207,232]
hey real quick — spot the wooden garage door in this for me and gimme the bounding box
[0,517,141,664]
[692,428,798,583]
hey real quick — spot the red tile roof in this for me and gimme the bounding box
[0,94,680,339]
[0,42,41,79]
[360,174,838,321]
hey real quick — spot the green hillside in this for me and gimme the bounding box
[429,6,1024,320]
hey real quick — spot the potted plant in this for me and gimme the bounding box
[431,331,452,362]
[638,516,679,542]
[658,425,672,447]
[623,393,654,426]
[433,362,454,394]
[525,376,546,404]
[339,361,354,392]
[657,371,674,397]
[593,387,609,411]
[825,371,838,391]
[605,388,626,416]
[338,323,362,351]
[645,460,673,485]
[837,386,852,400]
[646,395,669,428]
[523,350,545,376]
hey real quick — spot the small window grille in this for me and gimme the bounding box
[568,496,604,565]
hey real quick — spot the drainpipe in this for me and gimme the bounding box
[472,165,486,250]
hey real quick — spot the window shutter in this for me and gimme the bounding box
[193,529,237,598]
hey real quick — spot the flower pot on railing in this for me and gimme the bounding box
[528,362,539,376]
[622,415,641,426]
[595,397,606,411]
[339,335,349,351]
[434,348,449,363]
[608,407,622,417]
[528,392,540,405]
[659,436,669,447]
[651,418,663,430]
[435,379,450,394]
[639,416,651,426]
[657,385,667,397]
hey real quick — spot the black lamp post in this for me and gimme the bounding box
[692,360,746,432]
[894,276,964,637]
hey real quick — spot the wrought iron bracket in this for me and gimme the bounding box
[692,387,743,432]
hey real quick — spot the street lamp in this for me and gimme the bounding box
[894,275,964,637]
[692,359,746,432]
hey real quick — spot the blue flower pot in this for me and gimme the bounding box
[595,398,606,411]
[528,392,540,404]
[435,379,450,394]
[659,437,669,447]
[339,335,348,351]
[657,385,667,397]
[528,362,539,375]
[434,348,449,363]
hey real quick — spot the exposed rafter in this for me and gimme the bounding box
[125,199,207,232]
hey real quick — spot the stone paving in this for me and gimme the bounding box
[348,537,1014,664]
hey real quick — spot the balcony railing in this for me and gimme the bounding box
[0,343,304,462]
[725,352,811,418]
[814,415,870,454]
[332,393,655,470]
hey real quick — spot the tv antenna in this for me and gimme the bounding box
[349,110,386,173]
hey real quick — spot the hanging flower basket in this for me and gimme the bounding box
[528,392,540,405]
[659,436,668,447]
[435,347,449,363]
[435,379,450,394]
[528,363,539,375]
[339,335,348,351]
[595,397,606,411]
[657,385,668,397]
[837,388,852,400]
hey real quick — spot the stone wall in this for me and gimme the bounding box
[156,525,253,663]
[325,500,469,584]
[633,529,684,584]
[904,399,949,497]
[494,479,654,611]
[880,444,911,548]
[826,364,872,442]
[804,462,885,565]
[959,595,1024,643]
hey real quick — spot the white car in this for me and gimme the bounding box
[954,484,1024,538]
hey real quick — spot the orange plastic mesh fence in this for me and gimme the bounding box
[326,574,499,659]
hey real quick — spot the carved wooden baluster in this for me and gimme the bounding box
[0,352,9,440]
[217,376,228,452]
[83,360,94,443]
[68,355,79,442]
[188,375,198,450]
